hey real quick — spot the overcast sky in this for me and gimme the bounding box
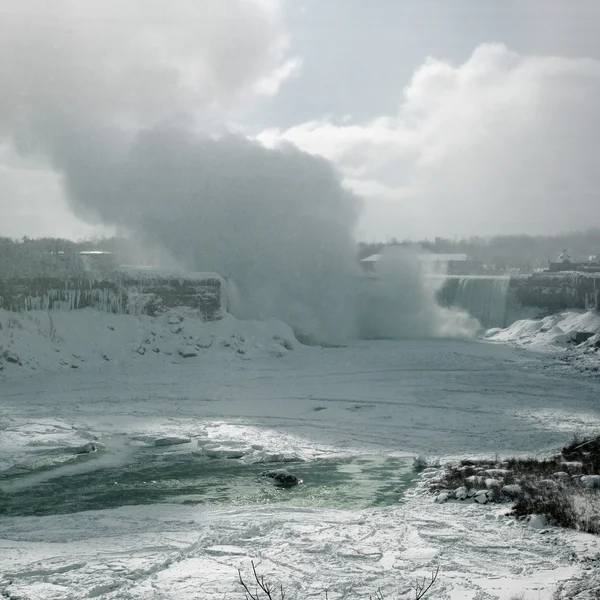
[1,0,600,241]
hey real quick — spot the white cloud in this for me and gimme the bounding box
[258,43,600,239]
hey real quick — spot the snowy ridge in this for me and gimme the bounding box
[0,308,297,375]
[485,310,600,374]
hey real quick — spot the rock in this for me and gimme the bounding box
[473,489,490,504]
[485,478,501,489]
[502,484,522,497]
[412,455,429,471]
[154,437,191,447]
[178,347,198,358]
[484,469,510,477]
[454,486,470,501]
[466,475,486,487]
[553,471,570,480]
[527,514,548,529]
[539,479,558,488]
[261,469,300,487]
[196,336,214,349]
[3,351,22,365]
[75,442,98,454]
[571,331,594,345]
[581,475,600,489]
[435,491,450,503]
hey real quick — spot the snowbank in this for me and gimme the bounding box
[0,308,297,375]
[485,310,600,374]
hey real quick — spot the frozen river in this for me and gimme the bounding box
[1,337,600,599]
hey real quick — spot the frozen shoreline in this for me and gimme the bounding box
[1,309,600,598]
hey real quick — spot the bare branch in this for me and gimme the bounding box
[414,566,440,600]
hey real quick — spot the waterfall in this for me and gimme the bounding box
[439,276,510,329]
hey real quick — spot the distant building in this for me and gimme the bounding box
[360,251,482,275]
[548,249,600,273]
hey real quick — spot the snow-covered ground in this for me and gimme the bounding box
[1,308,600,599]
[486,310,600,375]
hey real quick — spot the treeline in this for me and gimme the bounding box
[359,228,600,272]
[0,236,120,279]
[2,229,600,279]
[0,236,176,279]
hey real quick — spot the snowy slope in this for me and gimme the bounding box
[0,308,297,374]
[485,310,600,374]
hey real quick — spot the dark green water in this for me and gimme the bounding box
[0,448,417,517]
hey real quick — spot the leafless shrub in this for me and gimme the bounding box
[238,562,439,600]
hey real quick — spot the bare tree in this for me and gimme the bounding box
[238,562,440,600]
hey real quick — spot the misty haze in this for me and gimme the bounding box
[1,2,600,599]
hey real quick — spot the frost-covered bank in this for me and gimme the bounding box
[486,310,600,375]
[0,308,297,375]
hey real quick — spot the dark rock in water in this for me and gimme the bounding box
[261,469,300,487]
[75,442,97,454]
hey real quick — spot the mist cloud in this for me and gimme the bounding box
[0,0,363,343]
[258,43,600,238]
[61,127,362,342]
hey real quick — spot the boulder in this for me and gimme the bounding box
[75,442,98,454]
[485,478,501,489]
[261,469,300,487]
[435,491,450,503]
[502,484,522,497]
[3,351,22,365]
[571,331,594,345]
[527,514,548,529]
[581,475,600,489]
[473,489,490,504]
[178,347,198,358]
[454,486,471,501]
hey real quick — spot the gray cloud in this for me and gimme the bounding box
[0,0,360,343]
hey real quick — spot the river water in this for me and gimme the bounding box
[1,338,600,599]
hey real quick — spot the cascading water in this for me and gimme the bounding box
[439,276,511,329]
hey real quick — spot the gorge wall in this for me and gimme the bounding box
[0,270,225,321]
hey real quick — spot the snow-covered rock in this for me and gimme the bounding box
[580,475,600,488]
[454,486,471,501]
[473,489,490,504]
[178,347,198,358]
[527,514,549,529]
[502,484,522,497]
[484,469,510,477]
[485,478,501,489]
